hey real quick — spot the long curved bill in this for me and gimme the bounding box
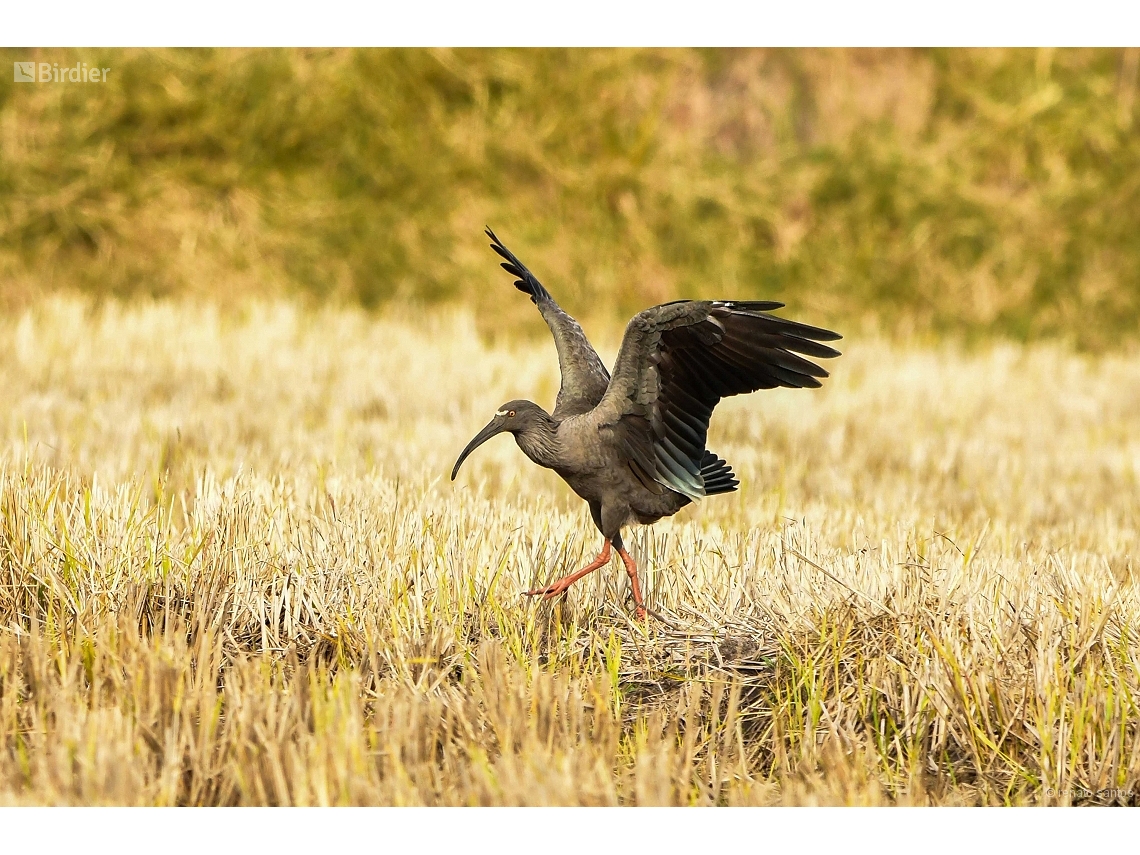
[451,418,506,481]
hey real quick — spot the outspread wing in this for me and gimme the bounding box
[595,300,842,500]
[486,228,611,419]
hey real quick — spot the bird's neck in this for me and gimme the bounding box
[514,418,560,470]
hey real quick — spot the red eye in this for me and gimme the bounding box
[508,410,516,417]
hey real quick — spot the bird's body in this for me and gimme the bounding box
[512,407,715,528]
[452,229,842,618]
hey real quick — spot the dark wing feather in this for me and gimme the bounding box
[486,228,610,419]
[597,300,841,499]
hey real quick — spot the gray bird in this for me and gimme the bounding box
[452,228,841,619]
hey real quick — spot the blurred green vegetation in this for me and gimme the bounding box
[1,48,1139,346]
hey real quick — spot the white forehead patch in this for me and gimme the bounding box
[496,409,509,417]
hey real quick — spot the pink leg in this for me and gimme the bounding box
[526,540,613,599]
[616,545,647,620]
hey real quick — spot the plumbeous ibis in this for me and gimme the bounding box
[451,228,841,619]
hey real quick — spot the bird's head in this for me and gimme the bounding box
[450,400,546,481]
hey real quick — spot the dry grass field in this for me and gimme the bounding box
[0,297,1137,805]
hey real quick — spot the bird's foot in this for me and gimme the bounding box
[524,540,614,602]
[615,544,650,622]
[524,582,572,599]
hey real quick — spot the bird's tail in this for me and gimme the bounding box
[700,450,739,496]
